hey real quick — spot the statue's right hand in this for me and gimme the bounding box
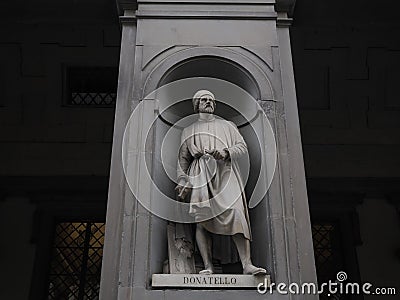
[193,152,203,159]
[175,181,192,200]
[175,184,184,195]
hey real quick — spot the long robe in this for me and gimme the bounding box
[177,116,252,247]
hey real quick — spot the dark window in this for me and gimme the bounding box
[47,222,105,300]
[312,221,345,284]
[311,217,362,300]
[64,67,118,106]
[308,193,363,300]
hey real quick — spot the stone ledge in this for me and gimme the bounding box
[152,274,271,288]
[135,10,277,20]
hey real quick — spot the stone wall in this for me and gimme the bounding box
[292,0,400,293]
[292,0,400,178]
[0,1,120,299]
[0,0,120,177]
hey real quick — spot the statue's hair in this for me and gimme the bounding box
[192,90,215,113]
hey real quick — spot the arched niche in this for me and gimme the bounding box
[147,54,274,276]
[159,56,260,97]
[142,46,274,101]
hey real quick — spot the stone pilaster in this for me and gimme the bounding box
[100,1,318,299]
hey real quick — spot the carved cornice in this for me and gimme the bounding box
[116,0,137,16]
[277,12,293,27]
[116,0,297,17]
[275,0,296,16]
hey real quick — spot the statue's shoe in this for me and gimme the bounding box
[243,264,267,275]
[199,268,214,275]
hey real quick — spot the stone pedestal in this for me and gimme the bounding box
[100,1,318,299]
[152,274,271,289]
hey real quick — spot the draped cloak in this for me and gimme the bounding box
[177,116,251,262]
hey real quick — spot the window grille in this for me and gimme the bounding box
[64,67,118,107]
[312,222,346,299]
[47,222,105,300]
[70,92,116,106]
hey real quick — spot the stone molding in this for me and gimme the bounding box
[116,0,297,17]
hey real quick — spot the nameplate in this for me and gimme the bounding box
[152,274,271,288]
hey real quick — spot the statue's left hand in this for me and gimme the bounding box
[206,149,229,160]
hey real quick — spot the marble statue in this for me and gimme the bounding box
[175,90,267,275]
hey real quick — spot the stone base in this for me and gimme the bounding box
[152,274,271,289]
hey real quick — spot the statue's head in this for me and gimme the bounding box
[192,90,216,114]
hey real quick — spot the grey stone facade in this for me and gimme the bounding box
[1,0,399,299]
[100,1,318,299]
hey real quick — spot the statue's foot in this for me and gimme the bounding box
[243,264,267,275]
[199,265,214,275]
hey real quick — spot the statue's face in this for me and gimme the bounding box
[198,95,215,114]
